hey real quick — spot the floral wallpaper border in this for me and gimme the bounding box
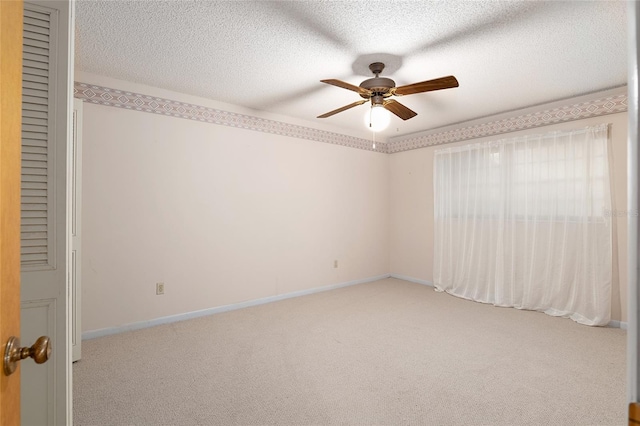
[74,82,627,154]
[387,92,627,153]
[73,82,385,153]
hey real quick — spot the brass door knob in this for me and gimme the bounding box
[3,336,52,376]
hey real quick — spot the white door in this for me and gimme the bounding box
[20,1,73,424]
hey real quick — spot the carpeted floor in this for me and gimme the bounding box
[73,278,626,425]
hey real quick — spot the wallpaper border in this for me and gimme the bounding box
[73,82,386,153]
[74,81,627,154]
[386,92,627,153]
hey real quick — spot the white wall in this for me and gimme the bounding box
[80,74,389,332]
[389,112,629,322]
[79,71,628,332]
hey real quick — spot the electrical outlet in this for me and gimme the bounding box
[156,282,165,295]
[334,260,338,268]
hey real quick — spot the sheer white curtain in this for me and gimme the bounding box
[433,124,612,325]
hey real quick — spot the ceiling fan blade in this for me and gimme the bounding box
[383,99,417,120]
[321,79,371,96]
[393,75,459,96]
[317,99,367,118]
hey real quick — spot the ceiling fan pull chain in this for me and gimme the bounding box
[369,106,378,147]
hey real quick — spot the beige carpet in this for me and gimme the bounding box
[73,278,626,425]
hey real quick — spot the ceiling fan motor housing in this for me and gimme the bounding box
[359,62,395,100]
[359,77,395,99]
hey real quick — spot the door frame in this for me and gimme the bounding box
[629,0,640,418]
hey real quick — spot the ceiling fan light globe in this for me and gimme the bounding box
[365,105,390,132]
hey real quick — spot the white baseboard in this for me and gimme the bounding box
[608,320,628,330]
[82,273,392,340]
[84,273,624,339]
[389,273,433,287]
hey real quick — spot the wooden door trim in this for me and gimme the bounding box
[0,1,24,425]
[631,403,640,425]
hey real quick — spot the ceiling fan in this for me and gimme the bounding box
[317,62,459,121]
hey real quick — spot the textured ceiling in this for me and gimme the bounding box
[75,0,627,141]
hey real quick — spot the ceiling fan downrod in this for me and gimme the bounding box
[369,62,385,77]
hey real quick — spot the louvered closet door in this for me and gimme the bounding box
[21,1,71,425]
[22,6,52,268]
